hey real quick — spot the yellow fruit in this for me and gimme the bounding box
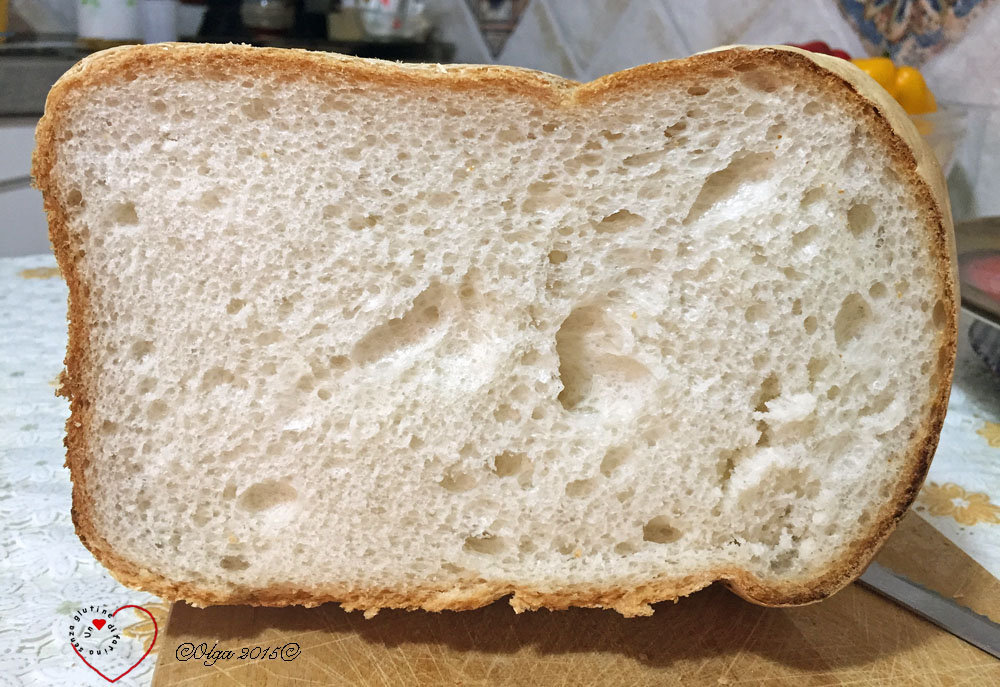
[894,66,937,115]
[851,57,898,96]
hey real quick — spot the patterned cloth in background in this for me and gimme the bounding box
[838,0,997,65]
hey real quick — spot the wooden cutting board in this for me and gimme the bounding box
[152,513,1000,686]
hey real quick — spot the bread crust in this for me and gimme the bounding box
[33,43,956,615]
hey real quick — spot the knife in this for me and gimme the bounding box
[858,561,1000,659]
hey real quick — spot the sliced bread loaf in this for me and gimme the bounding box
[33,44,956,616]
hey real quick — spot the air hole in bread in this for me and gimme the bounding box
[791,224,819,251]
[684,152,773,224]
[932,300,947,330]
[827,385,841,400]
[492,451,531,478]
[803,316,818,335]
[555,302,651,412]
[521,181,562,213]
[869,282,888,299]
[615,541,639,555]
[200,366,235,390]
[464,534,504,555]
[196,190,222,211]
[859,389,894,417]
[663,121,687,138]
[834,293,873,348]
[600,446,629,477]
[66,188,83,206]
[565,478,597,499]
[744,303,769,325]
[238,480,297,512]
[769,551,796,572]
[130,340,153,360]
[145,399,168,421]
[687,85,709,96]
[256,329,282,345]
[740,68,782,93]
[807,357,828,384]
[803,100,822,115]
[226,298,245,315]
[752,352,769,371]
[241,97,276,121]
[556,540,579,556]
[755,373,781,413]
[643,516,682,544]
[847,203,876,237]
[111,201,138,226]
[319,95,350,113]
[496,126,521,144]
[439,467,477,492]
[351,283,446,365]
[347,214,379,231]
[493,404,520,423]
[800,187,824,207]
[595,209,643,234]
[718,448,741,482]
[623,150,666,168]
[548,249,568,264]
[137,377,156,394]
[222,483,237,500]
[220,555,250,571]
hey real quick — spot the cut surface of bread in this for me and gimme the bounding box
[34,44,956,616]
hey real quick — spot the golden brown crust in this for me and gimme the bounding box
[33,43,957,615]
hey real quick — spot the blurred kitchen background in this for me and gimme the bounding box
[2,0,999,257]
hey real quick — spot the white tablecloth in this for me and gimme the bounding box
[2,253,999,686]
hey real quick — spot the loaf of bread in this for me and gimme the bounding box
[34,43,956,616]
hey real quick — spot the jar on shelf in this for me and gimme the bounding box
[241,0,294,37]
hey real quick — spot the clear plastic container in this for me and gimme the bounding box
[911,105,967,176]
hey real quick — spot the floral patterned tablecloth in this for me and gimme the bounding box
[1,253,999,686]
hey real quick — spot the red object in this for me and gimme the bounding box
[965,254,1000,300]
[92,619,107,630]
[789,41,831,53]
[787,41,851,60]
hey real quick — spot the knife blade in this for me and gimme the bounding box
[858,561,1000,659]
